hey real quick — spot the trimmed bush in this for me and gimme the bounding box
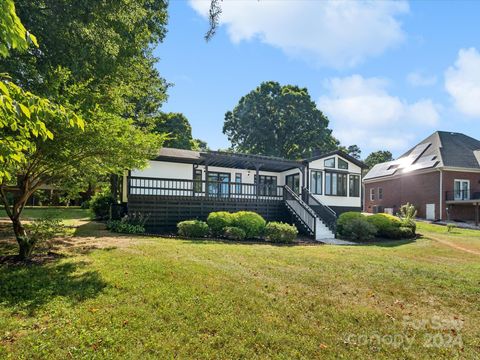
[366,214,402,239]
[399,226,415,239]
[107,220,145,234]
[337,212,365,236]
[264,222,298,243]
[342,217,377,241]
[207,211,234,236]
[401,218,416,234]
[232,211,266,238]
[223,226,246,241]
[177,220,209,238]
[90,192,115,220]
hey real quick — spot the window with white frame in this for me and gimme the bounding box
[454,179,470,200]
[378,187,383,200]
[370,187,375,201]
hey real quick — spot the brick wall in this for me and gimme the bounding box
[365,169,480,221]
[364,171,440,219]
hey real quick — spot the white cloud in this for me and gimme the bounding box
[318,75,439,152]
[407,72,437,87]
[189,0,409,68]
[445,47,480,117]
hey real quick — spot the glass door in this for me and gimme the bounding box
[208,172,230,197]
[454,180,470,200]
[285,173,300,194]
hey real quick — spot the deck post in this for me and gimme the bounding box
[205,160,209,198]
[476,203,479,227]
[255,164,261,200]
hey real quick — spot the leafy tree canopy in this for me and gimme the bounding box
[338,144,362,159]
[223,81,338,159]
[0,0,169,122]
[364,150,393,169]
[152,112,207,150]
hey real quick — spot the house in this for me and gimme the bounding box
[120,148,367,240]
[364,131,480,225]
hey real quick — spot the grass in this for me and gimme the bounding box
[0,219,479,358]
[0,207,90,226]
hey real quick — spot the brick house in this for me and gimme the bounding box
[363,131,480,224]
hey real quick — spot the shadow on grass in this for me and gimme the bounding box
[0,260,107,315]
[356,237,418,247]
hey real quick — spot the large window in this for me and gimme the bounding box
[311,170,322,194]
[286,173,300,194]
[338,158,349,170]
[378,187,383,200]
[324,158,335,168]
[207,172,230,197]
[349,175,360,197]
[255,175,278,196]
[325,172,347,196]
[370,188,375,201]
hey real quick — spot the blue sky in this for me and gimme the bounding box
[155,0,480,158]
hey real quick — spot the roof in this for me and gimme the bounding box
[305,150,368,169]
[154,147,302,172]
[153,147,367,172]
[364,131,480,181]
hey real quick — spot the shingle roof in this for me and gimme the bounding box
[364,131,480,181]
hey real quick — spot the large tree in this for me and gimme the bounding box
[223,81,338,159]
[152,113,206,150]
[0,0,169,124]
[0,1,169,259]
[364,150,393,169]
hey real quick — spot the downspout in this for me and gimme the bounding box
[439,169,443,220]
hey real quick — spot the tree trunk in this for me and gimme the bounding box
[11,216,33,260]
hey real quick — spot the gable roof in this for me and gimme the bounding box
[305,150,368,169]
[364,131,480,181]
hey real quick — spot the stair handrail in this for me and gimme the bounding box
[301,187,337,233]
[283,185,317,235]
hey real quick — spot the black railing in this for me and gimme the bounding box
[283,185,317,236]
[302,187,337,233]
[445,190,480,201]
[128,176,284,200]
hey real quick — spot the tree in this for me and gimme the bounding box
[338,144,362,159]
[364,150,393,169]
[223,81,338,159]
[0,0,169,125]
[1,108,164,259]
[152,113,199,150]
[0,1,169,259]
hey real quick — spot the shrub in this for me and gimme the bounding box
[26,218,68,246]
[342,217,377,241]
[223,226,246,241]
[399,226,415,239]
[366,214,402,239]
[401,218,416,234]
[90,192,115,220]
[264,222,298,243]
[398,203,417,220]
[232,211,266,238]
[337,212,365,236]
[107,220,145,234]
[207,211,234,236]
[177,220,209,238]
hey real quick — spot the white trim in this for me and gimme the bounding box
[453,179,470,200]
[369,187,375,201]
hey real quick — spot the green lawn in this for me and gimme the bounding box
[0,207,90,226]
[0,221,479,359]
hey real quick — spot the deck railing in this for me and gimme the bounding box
[445,190,480,201]
[302,187,337,233]
[283,185,317,235]
[127,176,284,200]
